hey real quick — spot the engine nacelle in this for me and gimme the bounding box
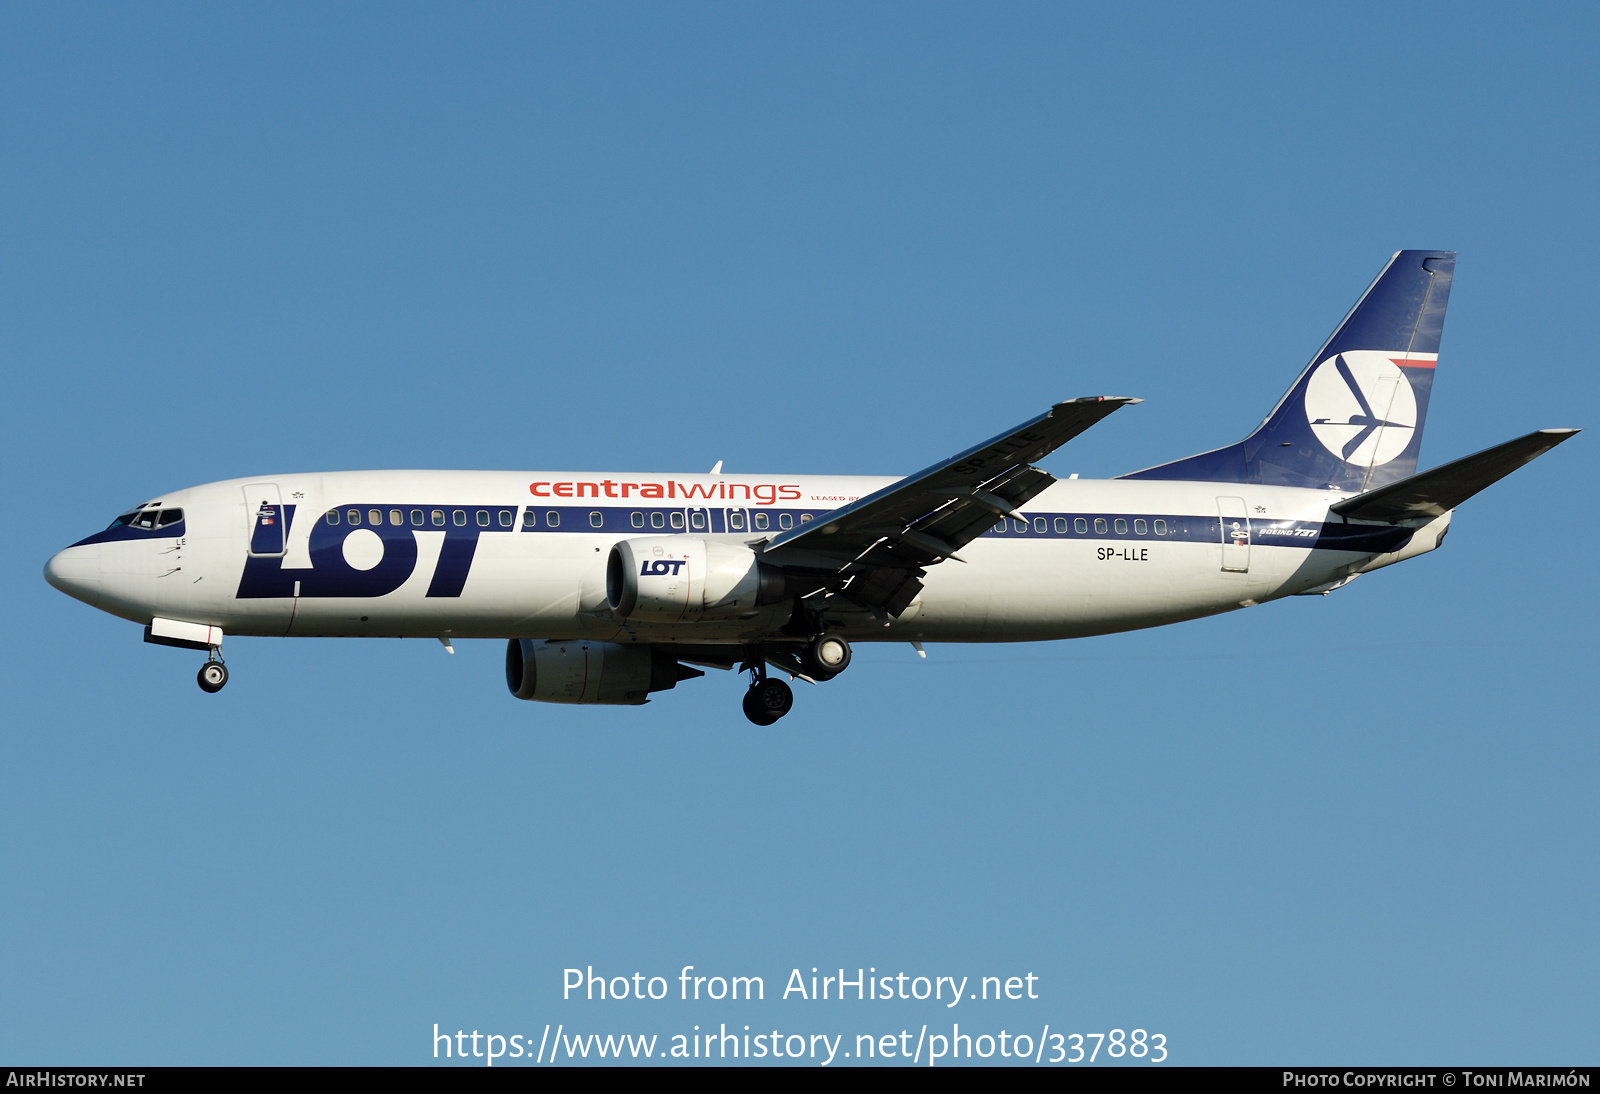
[606,537,785,622]
[505,639,701,705]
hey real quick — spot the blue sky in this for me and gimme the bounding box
[3,2,1596,1066]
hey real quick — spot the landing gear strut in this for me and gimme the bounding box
[197,652,228,693]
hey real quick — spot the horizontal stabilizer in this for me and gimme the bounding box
[1330,428,1579,523]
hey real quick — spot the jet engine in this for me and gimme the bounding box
[606,537,785,622]
[505,639,703,705]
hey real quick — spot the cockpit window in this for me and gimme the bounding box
[134,511,160,530]
[107,510,142,530]
[157,509,183,526]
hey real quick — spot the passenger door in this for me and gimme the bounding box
[1216,496,1250,573]
[244,483,286,557]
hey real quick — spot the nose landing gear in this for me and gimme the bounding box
[197,654,229,693]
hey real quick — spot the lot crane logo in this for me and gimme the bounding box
[1303,351,1418,467]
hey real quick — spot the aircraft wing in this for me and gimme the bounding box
[762,396,1139,616]
[1330,428,1580,524]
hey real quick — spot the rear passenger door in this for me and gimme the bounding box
[1216,496,1250,573]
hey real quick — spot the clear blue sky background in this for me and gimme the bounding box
[3,2,1596,1067]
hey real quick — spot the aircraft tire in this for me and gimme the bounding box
[802,633,851,677]
[742,689,780,726]
[197,661,229,693]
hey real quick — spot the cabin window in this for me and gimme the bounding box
[631,512,645,528]
[1034,517,1048,533]
[499,510,513,528]
[546,511,560,527]
[1154,519,1167,535]
[690,511,706,530]
[1075,517,1088,534]
[670,512,685,530]
[800,513,813,523]
[411,510,424,526]
[1014,518,1028,532]
[368,509,382,526]
[779,513,793,530]
[390,509,403,526]
[326,510,340,525]
[347,509,361,525]
[1054,517,1068,533]
[453,510,466,526]
[1134,519,1147,535]
[754,512,769,530]
[994,520,1006,533]
[522,509,537,528]
[1114,518,1127,534]
[589,511,604,528]
[432,510,445,526]
[651,511,665,529]
[1094,518,1108,534]
[729,511,745,530]
[476,510,490,527]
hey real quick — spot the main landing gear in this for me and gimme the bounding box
[197,652,229,693]
[743,676,793,726]
[800,632,851,679]
[740,633,853,725]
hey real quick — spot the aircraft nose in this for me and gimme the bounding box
[44,544,101,606]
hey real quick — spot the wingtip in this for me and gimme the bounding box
[1538,427,1581,435]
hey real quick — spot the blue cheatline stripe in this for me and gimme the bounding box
[237,502,1416,601]
[309,502,1413,554]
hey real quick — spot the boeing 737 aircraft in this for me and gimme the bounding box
[44,251,1577,723]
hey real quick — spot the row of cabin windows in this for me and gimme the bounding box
[326,506,817,533]
[623,510,808,531]
[326,508,516,528]
[995,516,1170,536]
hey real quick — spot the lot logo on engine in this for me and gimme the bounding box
[641,559,687,576]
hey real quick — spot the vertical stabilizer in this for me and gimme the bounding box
[1123,250,1454,491]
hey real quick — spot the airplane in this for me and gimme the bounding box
[43,250,1578,724]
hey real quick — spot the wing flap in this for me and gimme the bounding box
[763,396,1139,614]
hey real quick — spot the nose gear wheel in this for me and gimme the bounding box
[197,660,229,693]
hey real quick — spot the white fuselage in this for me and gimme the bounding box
[47,469,1445,647]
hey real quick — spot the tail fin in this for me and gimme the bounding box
[1123,250,1455,491]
